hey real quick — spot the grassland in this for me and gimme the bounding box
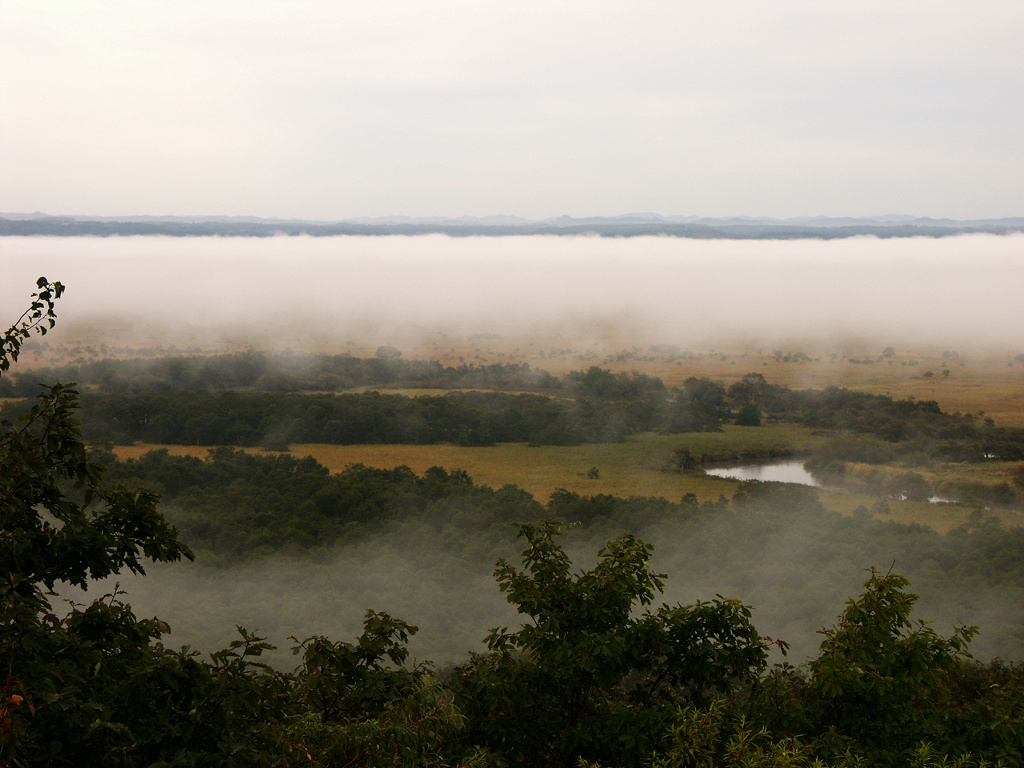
[48,327,1023,535]
[112,425,812,498]
[113,423,1022,535]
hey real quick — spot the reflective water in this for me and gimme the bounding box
[704,460,820,486]
[705,459,955,504]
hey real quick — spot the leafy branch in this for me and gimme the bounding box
[1,277,64,374]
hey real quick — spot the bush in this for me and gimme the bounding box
[450,522,767,768]
[735,404,762,426]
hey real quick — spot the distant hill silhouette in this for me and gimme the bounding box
[2,212,1022,239]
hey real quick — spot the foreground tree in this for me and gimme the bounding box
[450,521,768,768]
[744,569,1024,767]
[1,283,192,606]
[1,279,195,762]
[1,280,190,603]
[805,569,979,762]
[0,282,482,767]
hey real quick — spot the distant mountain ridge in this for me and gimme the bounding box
[2,212,1023,239]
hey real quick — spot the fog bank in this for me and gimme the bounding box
[4,234,1024,352]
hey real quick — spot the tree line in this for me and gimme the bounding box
[6,345,1024,458]
[6,373,1023,465]
[2,388,723,448]
[0,349,664,399]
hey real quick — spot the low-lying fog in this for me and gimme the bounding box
[62,514,1022,668]
[4,233,1024,351]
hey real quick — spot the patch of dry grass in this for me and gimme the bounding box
[285,425,815,503]
[110,425,1020,534]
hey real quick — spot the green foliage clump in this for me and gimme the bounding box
[806,436,896,471]
[104,450,543,559]
[735,404,762,426]
[806,570,978,758]
[450,522,767,768]
[742,568,1024,767]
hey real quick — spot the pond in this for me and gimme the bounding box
[704,459,822,487]
[704,459,955,504]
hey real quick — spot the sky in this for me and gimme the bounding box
[2,1,1023,220]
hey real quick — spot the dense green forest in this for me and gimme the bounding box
[6,281,1024,766]
[5,354,1024,462]
[63,389,720,447]
[0,349,665,398]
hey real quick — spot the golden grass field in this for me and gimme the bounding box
[112,426,810,504]
[113,430,1022,536]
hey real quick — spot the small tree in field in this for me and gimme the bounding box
[735,403,762,426]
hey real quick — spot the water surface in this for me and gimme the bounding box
[705,460,820,487]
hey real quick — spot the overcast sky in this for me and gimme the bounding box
[3,1,1022,220]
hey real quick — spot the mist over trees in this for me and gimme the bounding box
[7,352,1023,492]
[84,446,1024,661]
